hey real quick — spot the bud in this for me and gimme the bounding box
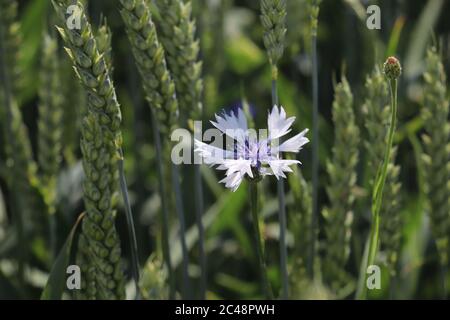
[383,56,402,80]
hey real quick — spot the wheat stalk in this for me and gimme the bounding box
[95,18,113,80]
[322,75,359,292]
[37,31,65,259]
[60,49,85,164]
[260,0,286,78]
[119,0,178,135]
[288,163,313,270]
[421,47,450,297]
[307,0,321,279]
[0,0,46,281]
[140,254,168,299]
[154,0,205,298]
[38,33,63,210]
[0,0,21,97]
[53,0,126,299]
[154,0,203,127]
[119,0,179,297]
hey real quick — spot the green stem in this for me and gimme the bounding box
[359,79,398,300]
[309,33,319,279]
[194,163,206,299]
[171,163,190,299]
[271,76,289,299]
[150,109,174,299]
[249,182,272,299]
[118,149,140,300]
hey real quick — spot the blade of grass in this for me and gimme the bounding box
[41,212,85,300]
[194,164,206,299]
[118,149,140,300]
[386,16,406,57]
[150,109,174,299]
[308,0,321,278]
[172,163,190,299]
[404,0,444,80]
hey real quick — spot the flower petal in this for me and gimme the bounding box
[216,159,253,191]
[219,171,245,192]
[267,159,301,179]
[222,159,253,179]
[276,129,309,153]
[268,105,295,140]
[194,139,232,165]
[211,108,248,143]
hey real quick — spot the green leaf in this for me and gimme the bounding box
[18,0,50,105]
[386,16,406,57]
[225,36,265,75]
[404,0,444,80]
[40,212,85,300]
[215,273,259,298]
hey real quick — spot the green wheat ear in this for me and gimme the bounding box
[0,0,21,97]
[154,0,203,128]
[53,0,125,299]
[322,75,359,292]
[0,2,52,282]
[119,0,179,136]
[421,47,450,267]
[307,0,321,38]
[59,2,87,165]
[362,66,402,275]
[60,53,85,164]
[95,18,113,74]
[38,33,64,214]
[260,0,286,75]
[287,162,313,269]
[0,0,29,166]
[0,0,45,233]
[140,254,168,299]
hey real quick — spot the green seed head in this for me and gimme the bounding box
[383,56,402,80]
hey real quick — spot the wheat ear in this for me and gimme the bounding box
[322,76,359,292]
[53,0,125,299]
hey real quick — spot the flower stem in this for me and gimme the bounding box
[118,149,141,300]
[309,33,319,279]
[359,79,398,300]
[249,182,272,299]
[150,109,175,299]
[194,163,206,299]
[271,75,289,299]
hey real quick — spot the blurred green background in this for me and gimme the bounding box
[0,0,450,299]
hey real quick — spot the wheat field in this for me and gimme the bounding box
[0,0,449,300]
